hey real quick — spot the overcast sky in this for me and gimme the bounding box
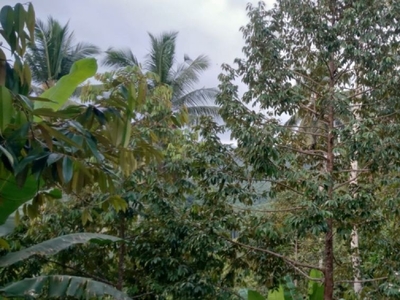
[7,0,276,143]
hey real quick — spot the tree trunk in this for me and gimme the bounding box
[324,54,336,300]
[324,105,335,299]
[117,214,126,290]
[350,94,362,293]
[351,225,362,293]
[324,120,335,299]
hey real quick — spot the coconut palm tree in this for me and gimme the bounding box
[102,31,219,117]
[25,17,100,90]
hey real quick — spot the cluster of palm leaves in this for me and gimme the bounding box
[26,18,219,117]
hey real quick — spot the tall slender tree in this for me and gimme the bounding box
[103,31,219,117]
[25,16,100,90]
[218,1,400,299]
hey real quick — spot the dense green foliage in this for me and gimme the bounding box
[2,1,400,299]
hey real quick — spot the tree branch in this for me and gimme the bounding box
[221,236,324,272]
[231,204,306,213]
[336,277,387,284]
[45,259,116,287]
[278,145,327,159]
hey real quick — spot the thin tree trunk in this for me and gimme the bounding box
[351,225,362,293]
[350,95,362,293]
[324,109,334,299]
[117,214,126,290]
[324,52,336,300]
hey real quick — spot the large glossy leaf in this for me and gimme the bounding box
[0,275,132,299]
[0,169,38,225]
[0,233,120,267]
[0,5,14,38]
[36,58,98,111]
[62,156,73,183]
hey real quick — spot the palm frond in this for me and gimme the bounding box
[170,54,211,100]
[102,47,138,68]
[26,16,98,85]
[145,31,178,84]
[61,42,101,76]
[72,83,104,99]
[173,87,218,108]
[186,105,221,117]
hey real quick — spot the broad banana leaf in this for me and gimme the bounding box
[0,210,20,237]
[36,58,98,111]
[0,275,132,299]
[308,269,324,300]
[0,233,120,267]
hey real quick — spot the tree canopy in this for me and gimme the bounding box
[2,1,400,300]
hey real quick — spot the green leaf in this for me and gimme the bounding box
[38,123,83,150]
[26,3,35,40]
[62,156,73,183]
[248,290,266,300]
[46,153,62,166]
[33,106,83,119]
[86,138,104,162]
[37,58,98,111]
[43,188,62,199]
[0,233,120,267]
[0,169,38,225]
[268,286,287,300]
[0,275,131,299]
[0,5,14,38]
[0,238,9,250]
[308,269,324,300]
[0,86,14,133]
[0,145,14,167]
[13,4,25,39]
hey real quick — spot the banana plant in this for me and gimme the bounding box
[0,233,131,299]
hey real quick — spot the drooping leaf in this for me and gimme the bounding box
[37,123,83,150]
[0,49,6,86]
[0,233,121,267]
[86,138,104,162]
[13,4,25,40]
[43,188,62,199]
[0,5,14,39]
[0,86,14,133]
[0,169,38,225]
[0,275,131,299]
[62,156,73,183]
[36,58,98,111]
[26,3,35,40]
[0,145,14,167]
